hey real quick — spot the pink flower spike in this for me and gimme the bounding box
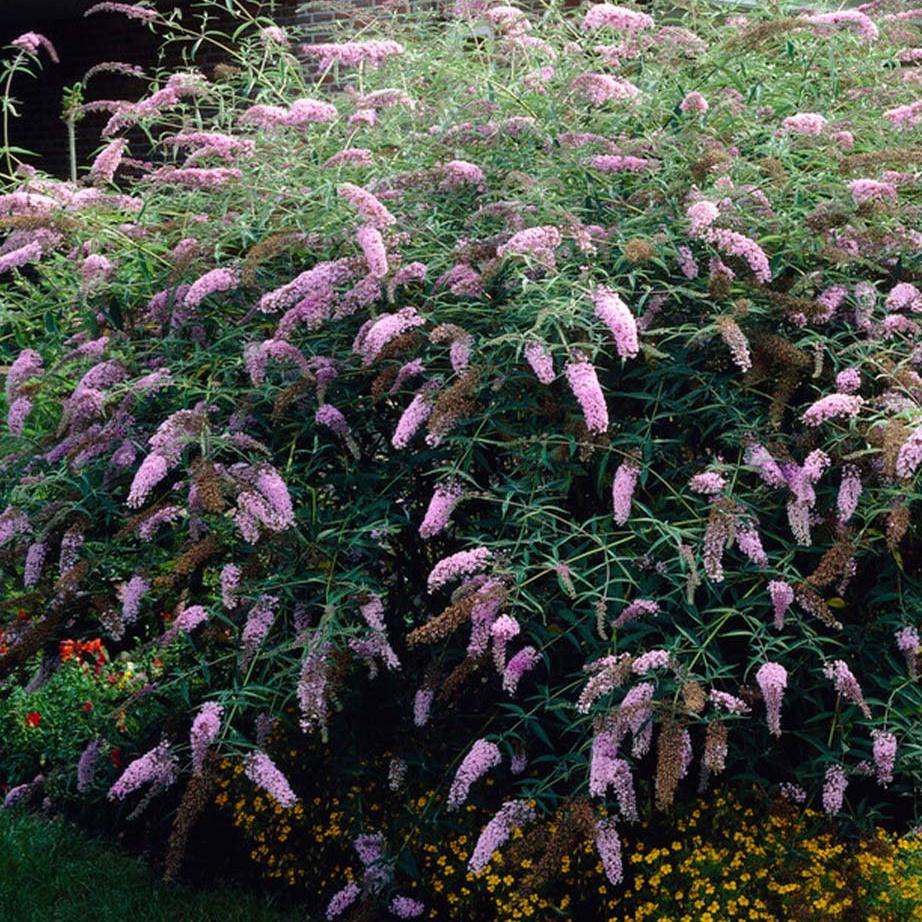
[565,354,609,435]
[592,286,638,359]
[756,662,786,736]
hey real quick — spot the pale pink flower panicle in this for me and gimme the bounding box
[419,482,463,538]
[631,649,670,674]
[612,598,659,629]
[804,10,879,42]
[896,626,919,676]
[680,91,708,114]
[593,286,638,360]
[469,800,534,873]
[427,547,492,593]
[583,4,654,32]
[587,154,657,173]
[781,113,827,136]
[572,73,641,106]
[837,465,862,524]
[190,701,223,775]
[885,100,922,130]
[895,426,922,479]
[709,689,750,714]
[447,739,501,810]
[184,267,238,308]
[801,393,864,427]
[85,2,159,22]
[822,764,848,814]
[871,730,897,787]
[356,224,389,278]
[392,388,435,450]
[595,817,623,885]
[756,662,787,736]
[524,341,555,384]
[325,883,360,920]
[768,580,794,630]
[885,282,922,313]
[89,138,127,183]
[835,368,861,393]
[611,459,640,525]
[497,225,561,267]
[337,183,396,228]
[108,741,176,800]
[849,178,896,206]
[11,32,60,62]
[244,750,297,807]
[689,471,725,495]
[301,40,405,70]
[160,604,209,645]
[824,659,871,718]
[441,159,485,190]
[353,307,425,365]
[565,353,609,435]
[687,200,720,236]
[503,646,539,694]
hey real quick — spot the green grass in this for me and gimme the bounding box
[0,809,295,922]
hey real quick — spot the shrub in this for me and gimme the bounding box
[1,0,922,914]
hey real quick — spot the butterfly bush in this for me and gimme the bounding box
[1,0,922,911]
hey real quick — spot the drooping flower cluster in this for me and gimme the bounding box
[756,662,787,737]
[468,800,535,873]
[108,741,177,800]
[447,739,502,810]
[427,547,492,593]
[190,701,223,775]
[244,751,297,808]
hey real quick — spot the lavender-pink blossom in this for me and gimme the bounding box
[190,701,223,775]
[802,393,864,427]
[896,426,922,479]
[469,800,534,873]
[593,286,638,359]
[523,341,555,384]
[325,882,360,920]
[756,662,787,737]
[356,224,388,278]
[612,598,659,630]
[595,817,624,885]
[632,649,671,674]
[244,751,297,807]
[502,646,539,694]
[428,547,491,593]
[872,730,897,787]
[824,659,871,718]
[337,182,396,227]
[611,459,640,525]
[768,580,794,630]
[822,764,848,814]
[419,482,463,538]
[108,741,177,800]
[447,739,501,810]
[896,626,919,676]
[565,354,609,435]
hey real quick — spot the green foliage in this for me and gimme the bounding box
[0,809,289,922]
[0,0,920,913]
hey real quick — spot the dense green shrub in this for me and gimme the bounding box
[1,0,922,915]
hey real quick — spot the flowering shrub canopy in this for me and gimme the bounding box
[2,0,922,912]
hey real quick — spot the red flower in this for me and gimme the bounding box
[25,711,42,727]
[109,747,123,768]
[16,608,29,621]
[82,700,94,713]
